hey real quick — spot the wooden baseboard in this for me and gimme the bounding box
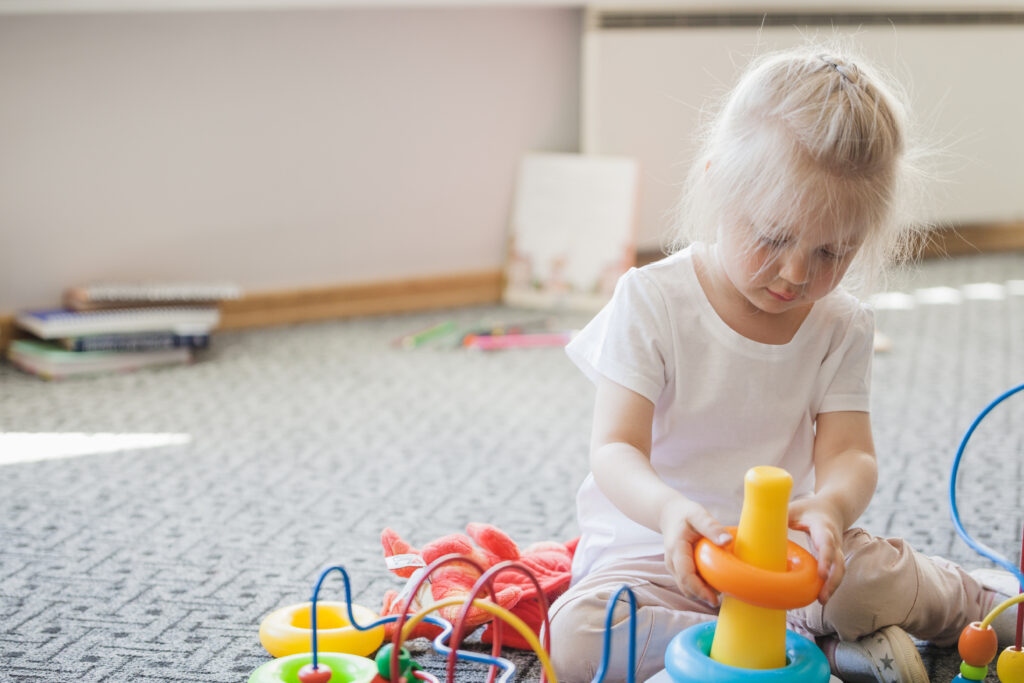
[3,223,1022,353]
[217,269,504,330]
[919,222,1024,258]
[0,270,504,352]
[639,222,1024,265]
[0,317,13,353]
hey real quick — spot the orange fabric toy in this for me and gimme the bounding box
[380,523,578,649]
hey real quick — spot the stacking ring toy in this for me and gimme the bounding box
[695,526,822,610]
[665,622,829,683]
[248,652,377,683]
[259,601,385,658]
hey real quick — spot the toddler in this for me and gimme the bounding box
[547,43,1018,683]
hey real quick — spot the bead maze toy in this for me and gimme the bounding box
[251,380,1024,683]
[249,554,567,683]
[661,465,830,682]
[249,468,826,683]
[948,383,1024,683]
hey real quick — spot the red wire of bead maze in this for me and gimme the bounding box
[387,554,553,683]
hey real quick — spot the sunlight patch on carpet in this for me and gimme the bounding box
[871,279,1024,310]
[0,432,191,465]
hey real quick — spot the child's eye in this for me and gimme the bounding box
[758,236,788,250]
[818,247,846,261]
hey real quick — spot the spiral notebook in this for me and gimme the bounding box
[15,307,221,340]
[8,340,192,380]
[64,281,241,310]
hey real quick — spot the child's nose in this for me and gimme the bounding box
[780,250,811,285]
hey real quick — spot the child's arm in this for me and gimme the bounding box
[788,410,878,604]
[589,376,733,606]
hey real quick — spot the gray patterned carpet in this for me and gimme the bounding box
[1,251,1023,682]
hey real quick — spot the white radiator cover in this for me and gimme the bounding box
[582,9,1024,249]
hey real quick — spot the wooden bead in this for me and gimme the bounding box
[957,622,998,667]
[298,662,333,683]
[997,647,1024,683]
[959,660,987,680]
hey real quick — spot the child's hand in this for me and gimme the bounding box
[788,496,845,604]
[659,497,733,607]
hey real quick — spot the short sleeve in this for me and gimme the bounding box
[565,268,672,404]
[818,306,874,414]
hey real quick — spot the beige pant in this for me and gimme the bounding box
[547,528,991,683]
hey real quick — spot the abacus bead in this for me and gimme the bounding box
[298,662,333,683]
[375,644,413,681]
[959,660,987,680]
[997,647,1024,683]
[958,622,998,667]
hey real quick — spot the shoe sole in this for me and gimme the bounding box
[836,625,928,683]
[877,625,928,683]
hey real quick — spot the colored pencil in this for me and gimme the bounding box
[396,320,457,349]
[463,332,575,351]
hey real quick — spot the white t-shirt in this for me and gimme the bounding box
[565,243,874,580]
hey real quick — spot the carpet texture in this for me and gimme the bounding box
[1,251,1023,682]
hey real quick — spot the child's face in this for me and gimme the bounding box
[718,215,862,315]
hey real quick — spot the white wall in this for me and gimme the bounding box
[0,8,582,311]
[583,18,1024,249]
[4,0,1024,11]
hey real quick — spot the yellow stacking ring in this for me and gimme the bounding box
[259,601,385,658]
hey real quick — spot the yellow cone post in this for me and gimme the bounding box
[709,466,793,669]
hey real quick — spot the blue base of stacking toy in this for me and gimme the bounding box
[664,622,830,682]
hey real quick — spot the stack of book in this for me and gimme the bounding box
[8,282,240,379]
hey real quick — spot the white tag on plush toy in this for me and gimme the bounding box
[393,567,432,607]
[386,553,427,570]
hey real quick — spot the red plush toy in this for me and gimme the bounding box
[379,523,578,649]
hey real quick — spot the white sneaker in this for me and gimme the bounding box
[820,625,927,683]
[970,567,1023,647]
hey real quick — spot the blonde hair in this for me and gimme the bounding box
[669,42,930,293]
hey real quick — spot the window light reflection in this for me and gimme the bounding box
[0,432,191,466]
[871,280,1023,310]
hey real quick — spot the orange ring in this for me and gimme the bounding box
[694,527,823,610]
